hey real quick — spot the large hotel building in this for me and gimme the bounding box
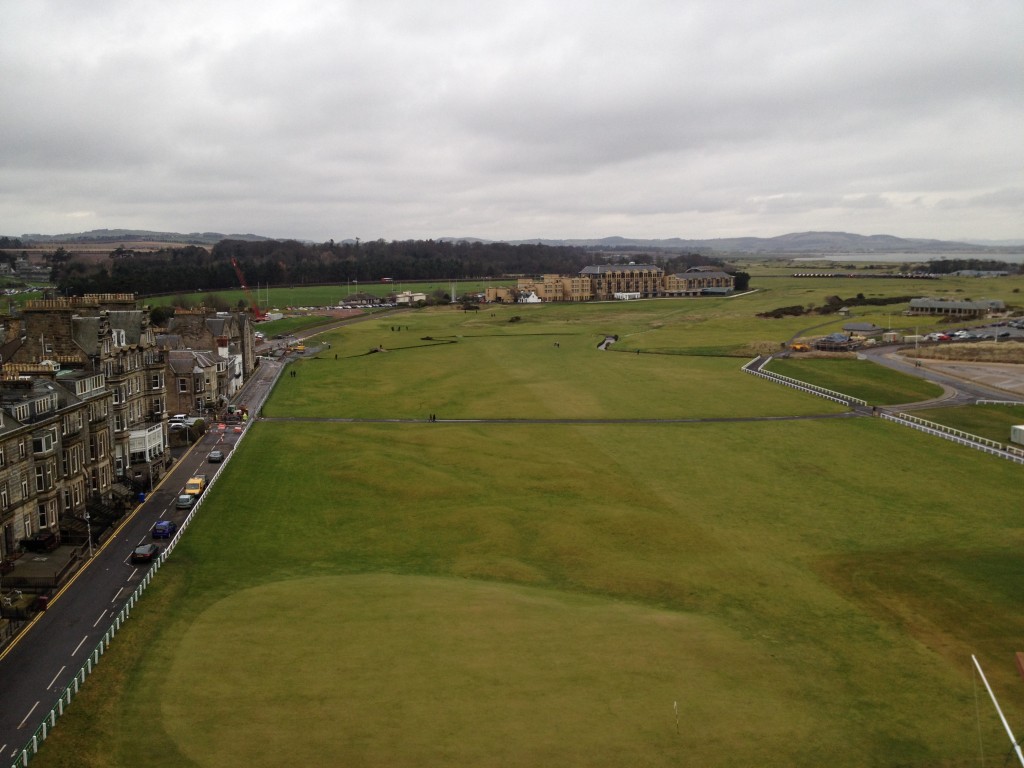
[485,264,735,303]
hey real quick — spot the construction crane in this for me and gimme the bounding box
[230,258,266,320]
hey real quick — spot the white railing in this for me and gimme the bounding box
[742,357,868,407]
[9,389,272,767]
[879,411,1024,465]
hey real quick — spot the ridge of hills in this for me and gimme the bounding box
[7,229,1022,254]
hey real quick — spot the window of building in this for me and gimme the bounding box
[179,378,188,393]
[32,431,55,454]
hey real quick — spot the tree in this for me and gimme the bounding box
[730,271,750,291]
[148,305,176,327]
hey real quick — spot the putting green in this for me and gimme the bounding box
[161,574,815,767]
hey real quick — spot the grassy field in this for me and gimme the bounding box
[32,290,1023,767]
[148,279,513,312]
[763,357,944,405]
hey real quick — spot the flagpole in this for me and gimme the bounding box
[972,654,1024,766]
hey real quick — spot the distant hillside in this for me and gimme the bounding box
[18,229,270,246]
[502,231,1020,255]
[8,229,1021,255]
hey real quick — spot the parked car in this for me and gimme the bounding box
[131,543,160,564]
[176,494,195,509]
[207,450,225,463]
[152,520,177,539]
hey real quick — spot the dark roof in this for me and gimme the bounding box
[672,270,732,280]
[580,264,663,275]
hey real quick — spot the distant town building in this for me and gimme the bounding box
[395,291,428,305]
[908,298,1005,318]
[486,264,735,303]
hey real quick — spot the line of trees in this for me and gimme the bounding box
[49,238,739,296]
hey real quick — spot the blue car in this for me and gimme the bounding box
[152,520,178,539]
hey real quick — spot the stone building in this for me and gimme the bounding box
[489,264,736,303]
[907,298,1005,318]
[165,349,221,416]
[581,264,666,300]
[3,295,169,491]
[164,309,256,397]
[0,361,117,563]
[663,267,736,297]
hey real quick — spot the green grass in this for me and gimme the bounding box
[30,290,1022,768]
[255,313,342,339]
[269,307,846,420]
[908,403,1024,444]
[151,280,514,312]
[764,357,944,405]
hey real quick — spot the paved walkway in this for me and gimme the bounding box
[917,360,1024,399]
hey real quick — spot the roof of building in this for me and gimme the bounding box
[106,310,148,343]
[167,349,218,374]
[580,264,664,275]
[672,270,732,280]
[910,298,1005,310]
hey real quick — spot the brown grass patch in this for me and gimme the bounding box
[902,340,1024,363]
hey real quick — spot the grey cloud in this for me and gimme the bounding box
[0,0,1021,240]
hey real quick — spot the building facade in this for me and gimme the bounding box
[488,264,735,303]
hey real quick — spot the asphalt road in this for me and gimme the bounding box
[0,357,284,763]
[857,345,1024,407]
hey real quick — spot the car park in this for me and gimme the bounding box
[152,520,177,539]
[208,450,225,463]
[176,494,195,509]
[131,543,160,564]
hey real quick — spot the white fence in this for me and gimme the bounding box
[741,356,868,407]
[879,411,1024,465]
[9,416,259,767]
[743,357,1024,465]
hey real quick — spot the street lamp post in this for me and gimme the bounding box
[84,511,94,558]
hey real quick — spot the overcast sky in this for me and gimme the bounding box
[2,1,1022,243]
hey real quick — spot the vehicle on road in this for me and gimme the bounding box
[207,450,224,463]
[185,474,207,497]
[152,520,177,539]
[176,494,194,509]
[131,543,160,564]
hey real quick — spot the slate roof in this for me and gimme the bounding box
[580,264,663,275]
